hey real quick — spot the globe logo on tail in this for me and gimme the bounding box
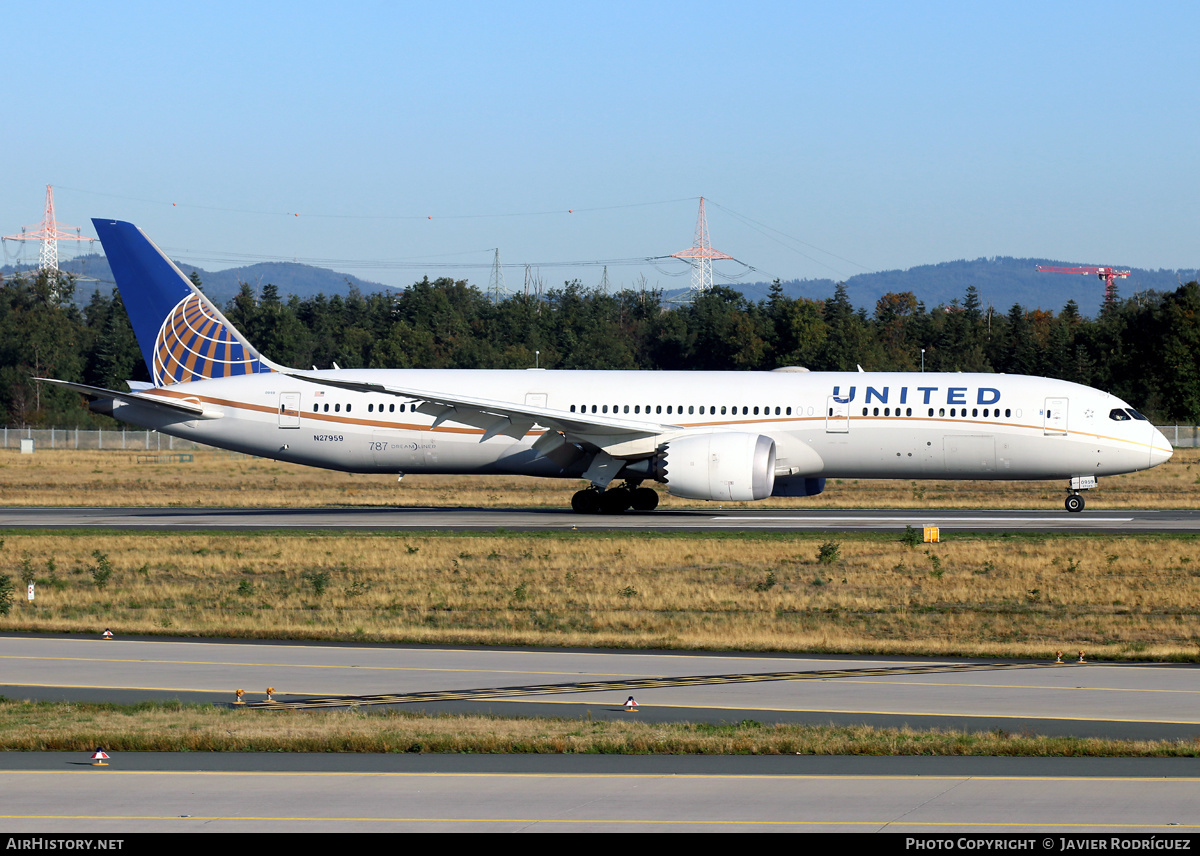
[153,293,268,386]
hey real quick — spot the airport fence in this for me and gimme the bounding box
[1157,425,1200,448]
[0,428,213,452]
[1,425,1198,451]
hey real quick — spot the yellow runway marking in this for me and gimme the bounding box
[488,697,1200,724]
[0,815,1196,829]
[5,637,847,666]
[8,769,1200,782]
[0,655,656,680]
[799,678,1200,695]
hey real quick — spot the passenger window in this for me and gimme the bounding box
[862,407,868,416]
[721,406,727,415]
[906,408,912,416]
[786,407,791,415]
[688,406,694,415]
[939,408,945,417]
[873,407,879,416]
[972,408,977,417]
[390,404,395,413]
[313,404,318,412]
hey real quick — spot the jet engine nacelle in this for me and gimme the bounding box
[663,432,777,501]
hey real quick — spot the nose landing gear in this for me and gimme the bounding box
[1064,475,1097,513]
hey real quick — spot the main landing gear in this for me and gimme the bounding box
[1065,493,1085,513]
[571,482,659,514]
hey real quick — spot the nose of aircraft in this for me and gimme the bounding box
[1149,424,1173,468]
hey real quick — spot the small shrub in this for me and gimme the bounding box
[901,525,921,548]
[926,551,943,578]
[91,551,113,590]
[817,542,840,565]
[754,572,777,593]
[0,574,13,615]
[302,570,330,596]
[236,580,254,597]
[618,585,638,598]
[512,581,529,602]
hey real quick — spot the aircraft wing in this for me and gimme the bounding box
[285,372,677,457]
[35,378,219,419]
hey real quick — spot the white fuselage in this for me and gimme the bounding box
[105,369,1172,487]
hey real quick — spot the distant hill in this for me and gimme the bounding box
[1,254,389,307]
[6,253,1197,318]
[683,257,1200,318]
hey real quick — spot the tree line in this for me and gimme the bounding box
[2,268,1198,427]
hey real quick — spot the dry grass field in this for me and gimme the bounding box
[0,446,1198,509]
[3,529,1200,659]
[3,699,1197,756]
[1,446,1198,658]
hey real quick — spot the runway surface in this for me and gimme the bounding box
[3,755,1200,832]
[5,635,1200,832]
[7,634,1200,739]
[3,505,1200,532]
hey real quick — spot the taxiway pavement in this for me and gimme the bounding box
[2,505,1199,533]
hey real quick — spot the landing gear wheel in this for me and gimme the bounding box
[599,488,633,515]
[1065,494,1085,513]
[571,488,602,514]
[630,487,659,511]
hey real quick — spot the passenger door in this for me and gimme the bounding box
[825,396,849,433]
[278,392,301,429]
[1044,397,1068,436]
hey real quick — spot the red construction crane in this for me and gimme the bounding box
[1036,265,1130,309]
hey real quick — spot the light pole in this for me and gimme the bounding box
[921,349,925,372]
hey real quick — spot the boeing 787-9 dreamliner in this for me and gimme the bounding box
[42,219,1173,514]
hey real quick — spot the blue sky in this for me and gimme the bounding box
[3,1,1197,292]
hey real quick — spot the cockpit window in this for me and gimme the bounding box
[1126,408,1148,421]
[1109,408,1131,421]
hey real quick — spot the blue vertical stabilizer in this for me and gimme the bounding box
[92,219,275,386]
